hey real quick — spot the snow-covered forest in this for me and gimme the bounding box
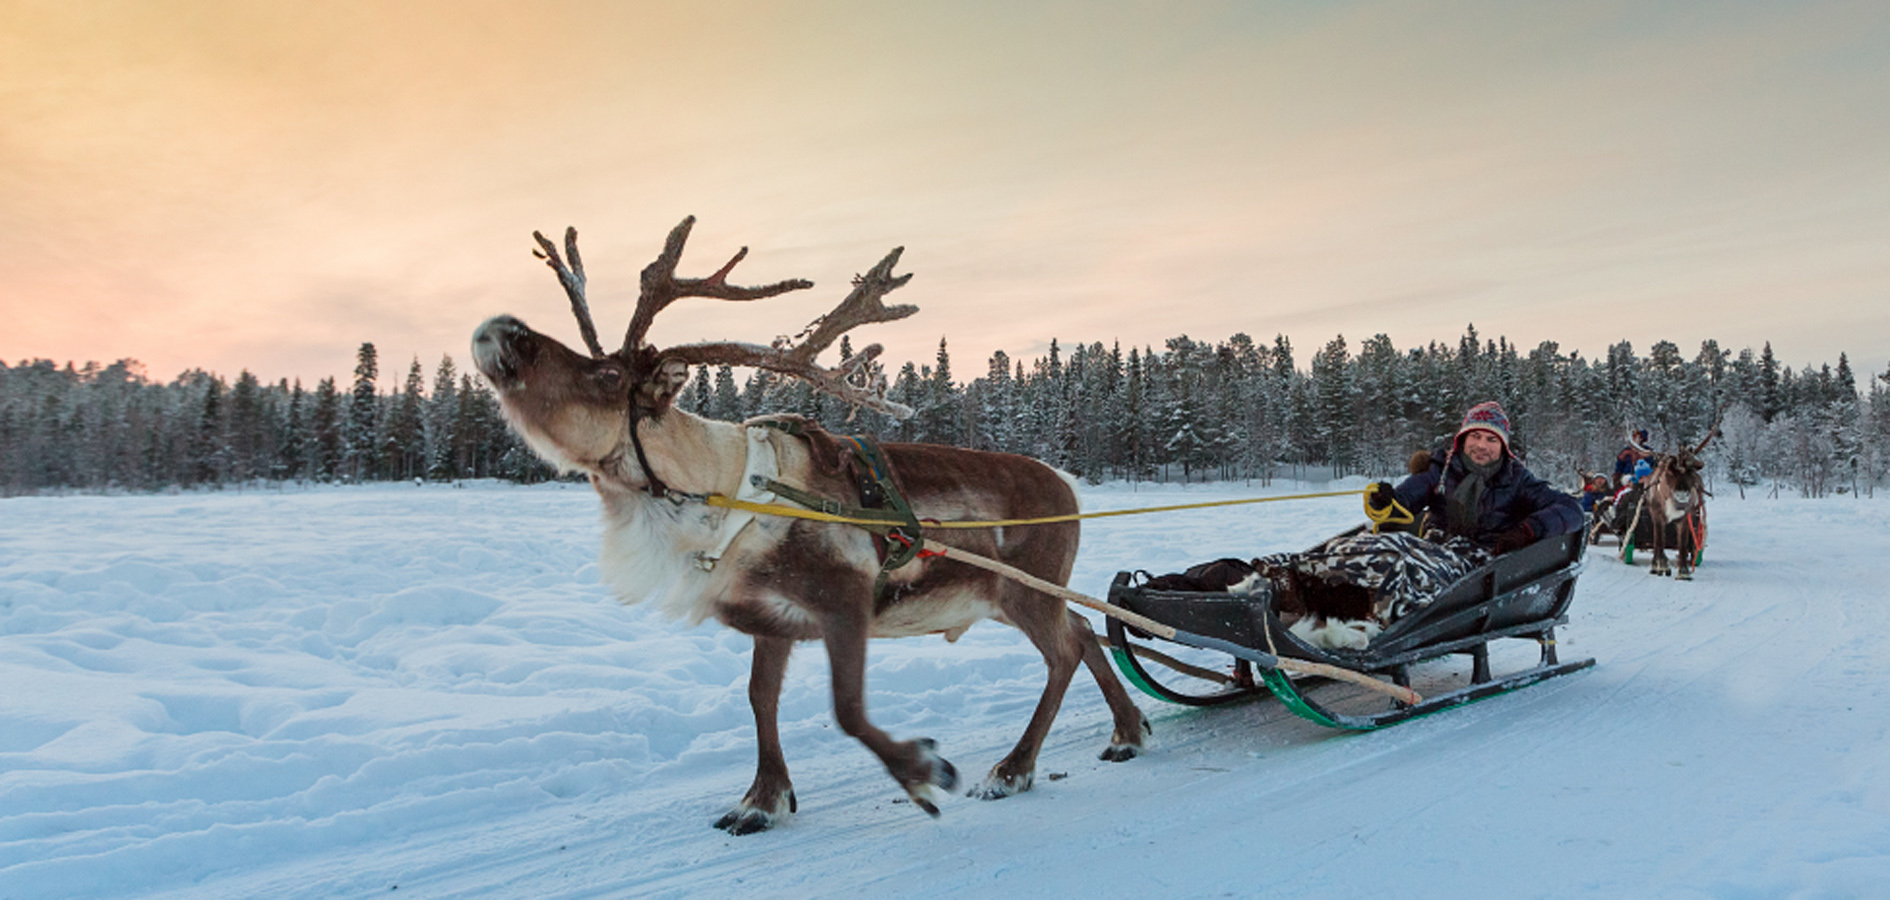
[4,327,1886,498]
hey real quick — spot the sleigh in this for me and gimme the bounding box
[1102,526,1595,730]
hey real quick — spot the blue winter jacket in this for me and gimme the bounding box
[1391,445,1584,548]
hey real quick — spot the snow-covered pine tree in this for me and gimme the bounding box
[311,376,342,482]
[190,373,227,487]
[1759,342,1782,422]
[921,337,960,446]
[382,358,426,480]
[979,349,1015,454]
[1310,335,1352,477]
[344,343,378,482]
[425,356,458,481]
[710,365,741,423]
[278,379,306,482]
[227,370,265,484]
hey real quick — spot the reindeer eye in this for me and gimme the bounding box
[593,367,625,389]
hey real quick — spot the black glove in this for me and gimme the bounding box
[1489,521,1536,555]
[1365,482,1395,511]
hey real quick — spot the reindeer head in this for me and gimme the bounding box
[472,217,917,478]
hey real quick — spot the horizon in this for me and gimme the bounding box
[2,325,1875,394]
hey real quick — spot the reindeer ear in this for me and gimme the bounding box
[1408,450,1432,475]
[638,359,691,406]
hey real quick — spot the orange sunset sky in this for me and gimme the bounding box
[4,1,1888,387]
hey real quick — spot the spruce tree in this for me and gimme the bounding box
[228,370,263,483]
[345,343,379,481]
[388,357,426,479]
[312,376,342,481]
[1759,342,1781,422]
[426,356,459,480]
[280,379,307,481]
[710,365,741,422]
[923,337,958,445]
[192,375,226,486]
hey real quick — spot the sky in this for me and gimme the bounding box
[4,0,1888,388]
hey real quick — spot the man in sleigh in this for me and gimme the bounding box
[1256,402,1583,649]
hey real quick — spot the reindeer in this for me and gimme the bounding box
[470,217,1148,834]
[1640,418,1719,580]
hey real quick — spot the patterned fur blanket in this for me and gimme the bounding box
[1247,532,1489,650]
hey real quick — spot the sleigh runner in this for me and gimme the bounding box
[1102,526,1595,730]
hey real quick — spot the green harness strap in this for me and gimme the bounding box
[747,419,925,600]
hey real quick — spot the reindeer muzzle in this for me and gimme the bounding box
[472,315,531,385]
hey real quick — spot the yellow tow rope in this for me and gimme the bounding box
[704,488,1367,529]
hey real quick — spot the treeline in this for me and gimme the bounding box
[676,328,1889,498]
[4,327,1887,497]
[0,344,552,494]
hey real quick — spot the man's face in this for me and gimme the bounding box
[1462,428,1505,466]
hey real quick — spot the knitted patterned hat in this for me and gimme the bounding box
[1454,401,1514,457]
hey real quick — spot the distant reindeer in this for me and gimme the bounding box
[1640,416,1720,580]
[471,218,1147,834]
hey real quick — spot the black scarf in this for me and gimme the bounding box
[1447,455,1503,537]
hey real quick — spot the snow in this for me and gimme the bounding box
[3,479,1887,899]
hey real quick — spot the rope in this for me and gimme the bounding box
[704,487,1366,530]
[694,483,1417,705]
[922,540,1421,705]
[1619,492,1646,561]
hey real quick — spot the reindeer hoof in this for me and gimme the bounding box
[713,789,795,835]
[1099,742,1142,762]
[907,786,943,817]
[898,737,958,815]
[912,737,959,792]
[969,770,1034,800]
[1099,716,1151,761]
[714,808,775,835]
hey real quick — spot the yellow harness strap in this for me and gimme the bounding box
[705,488,1367,530]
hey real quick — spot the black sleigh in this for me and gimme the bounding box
[1103,527,1596,730]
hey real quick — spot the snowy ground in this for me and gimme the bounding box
[3,478,1887,899]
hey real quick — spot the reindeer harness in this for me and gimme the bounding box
[635,411,925,598]
[745,418,927,600]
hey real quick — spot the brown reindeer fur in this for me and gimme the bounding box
[1641,451,1708,580]
[472,315,1148,834]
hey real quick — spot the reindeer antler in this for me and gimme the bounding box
[533,227,606,359]
[1689,400,1727,457]
[662,246,920,418]
[531,217,920,419]
[623,216,815,352]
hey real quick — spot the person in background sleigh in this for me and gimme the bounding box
[1365,401,1583,555]
[1613,428,1655,489]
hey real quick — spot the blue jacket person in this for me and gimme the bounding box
[1366,402,1583,555]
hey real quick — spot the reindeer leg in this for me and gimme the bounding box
[821,607,959,816]
[714,634,797,835]
[1072,610,1151,763]
[971,598,1087,800]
